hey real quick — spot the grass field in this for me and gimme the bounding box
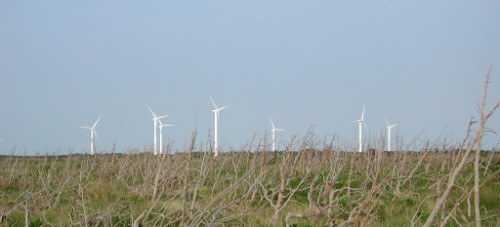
[0,146,498,226]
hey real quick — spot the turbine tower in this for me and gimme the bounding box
[270,117,284,151]
[148,105,168,155]
[354,105,368,152]
[81,117,101,155]
[210,96,229,157]
[385,118,397,152]
[158,118,174,155]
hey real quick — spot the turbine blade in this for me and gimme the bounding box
[385,118,390,126]
[93,117,101,128]
[81,126,91,130]
[361,105,365,120]
[219,105,229,111]
[157,115,169,119]
[94,130,100,141]
[363,122,369,132]
[209,95,218,109]
[147,105,157,118]
[270,117,276,129]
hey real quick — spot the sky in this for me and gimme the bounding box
[1,1,499,155]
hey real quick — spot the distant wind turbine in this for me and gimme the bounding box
[385,118,397,152]
[210,96,229,157]
[148,105,168,155]
[81,117,101,155]
[354,105,368,152]
[158,118,174,155]
[270,117,284,151]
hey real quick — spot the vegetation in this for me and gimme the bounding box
[0,145,498,226]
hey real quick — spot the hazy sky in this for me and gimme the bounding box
[1,1,499,154]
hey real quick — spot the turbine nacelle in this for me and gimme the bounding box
[354,105,365,123]
[155,115,168,120]
[385,118,397,152]
[270,117,284,132]
[212,105,229,113]
[270,117,284,151]
[385,118,398,129]
[81,117,101,139]
[354,106,368,131]
[81,127,100,140]
[148,105,168,121]
[81,117,101,155]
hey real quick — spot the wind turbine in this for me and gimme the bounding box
[354,105,368,152]
[148,105,168,155]
[270,117,284,151]
[210,96,229,157]
[158,118,174,155]
[81,117,101,155]
[385,118,397,152]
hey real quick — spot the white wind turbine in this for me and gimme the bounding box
[210,96,229,157]
[270,117,284,151]
[354,105,368,152]
[158,118,174,155]
[81,117,101,155]
[148,105,168,156]
[385,118,397,152]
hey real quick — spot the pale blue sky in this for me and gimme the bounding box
[1,1,499,154]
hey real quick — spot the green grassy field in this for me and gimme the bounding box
[0,148,498,226]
